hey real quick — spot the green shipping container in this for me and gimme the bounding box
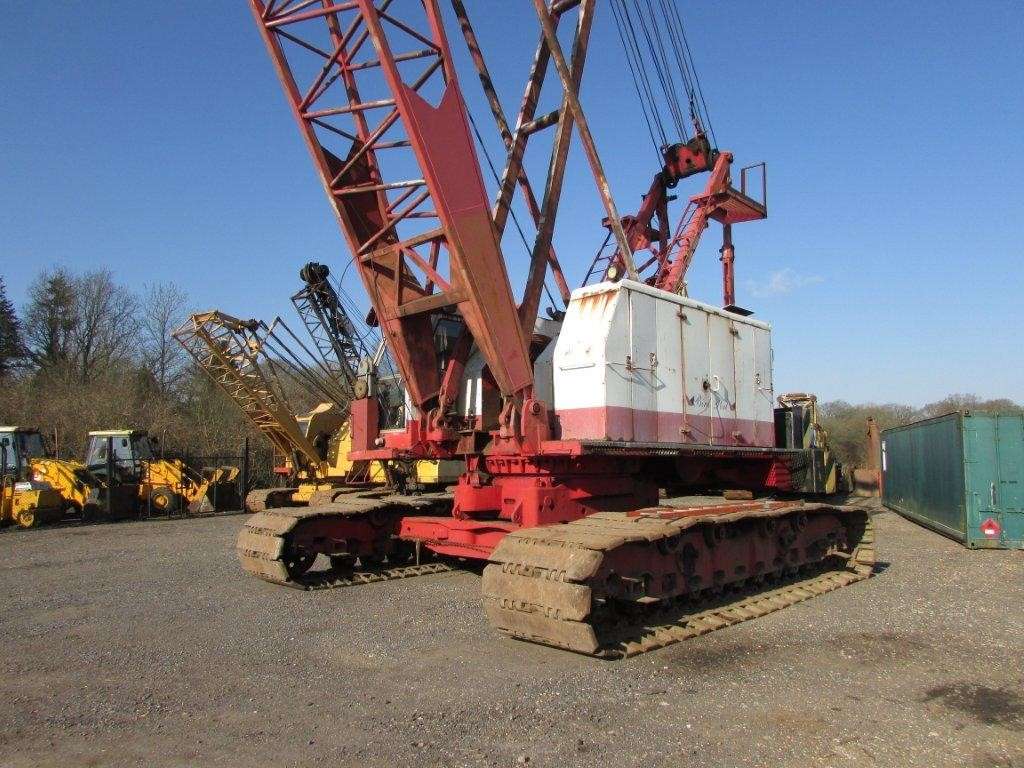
[881,411,1023,549]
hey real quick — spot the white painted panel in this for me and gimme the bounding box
[554,289,620,410]
[753,328,775,429]
[551,280,774,446]
[732,319,754,426]
[680,305,711,444]
[654,295,683,442]
[457,350,486,419]
[708,314,736,445]
[628,288,657,440]
[603,289,631,418]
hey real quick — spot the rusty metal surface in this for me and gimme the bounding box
[249,0,533,406]
[449,0,571,316]
[518,0,596,334]
[237,489,452,588]
[529,0,636,280]
[482,505,875,657]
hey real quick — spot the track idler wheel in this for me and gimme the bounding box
[282,545,317,579]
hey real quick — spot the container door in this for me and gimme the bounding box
[964,416,1004,548]
[995,414,1023,547]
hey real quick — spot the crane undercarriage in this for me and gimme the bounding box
[236,443,874,657]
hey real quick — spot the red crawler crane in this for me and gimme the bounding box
[236,0,873,657]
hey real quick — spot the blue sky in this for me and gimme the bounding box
[2,1,1022,406]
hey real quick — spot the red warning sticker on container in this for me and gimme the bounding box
[980,518,1001,538]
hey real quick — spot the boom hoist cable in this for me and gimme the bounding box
[587,0,766,305]
[610,0,714,153]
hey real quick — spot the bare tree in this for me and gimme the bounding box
[72,269,138,383]
[921,393,1023,418]
[139,281,188,394]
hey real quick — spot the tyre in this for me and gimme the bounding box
[81,503,100,524]
[148,487,180,516]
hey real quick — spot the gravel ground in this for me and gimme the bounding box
[0,508,1021,768]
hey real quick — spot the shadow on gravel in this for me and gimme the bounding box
[923,682,1024,728]
[0,509,248,536]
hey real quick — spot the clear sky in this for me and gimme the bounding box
[2,1,1022,406]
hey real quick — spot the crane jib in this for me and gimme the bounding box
[249,0,533,407]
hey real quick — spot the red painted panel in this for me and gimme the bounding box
[558,405,775,448]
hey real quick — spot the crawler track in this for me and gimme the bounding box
[237,490,452,590]
[483,502,874,657]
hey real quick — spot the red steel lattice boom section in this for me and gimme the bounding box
[249,0,533,413]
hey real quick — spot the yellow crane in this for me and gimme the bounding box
[173,310,456,512]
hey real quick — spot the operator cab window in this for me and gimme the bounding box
[86,440,106,467]
[113,438,136,468]
[19,432,45,461]
[0,434,15,473]
[133,437,154,461]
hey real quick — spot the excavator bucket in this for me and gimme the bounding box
[189,466,241,514]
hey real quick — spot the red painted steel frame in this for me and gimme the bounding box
[249,0,532,415]
[248,3,794,564]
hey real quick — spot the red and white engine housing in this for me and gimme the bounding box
[542,280,775,447]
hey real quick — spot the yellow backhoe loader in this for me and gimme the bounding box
[7,427,136,520]
[0,427,64,529]
[84,430,240,515]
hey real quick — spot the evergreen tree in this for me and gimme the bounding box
[23,267,78,373]
[0,276,24,377]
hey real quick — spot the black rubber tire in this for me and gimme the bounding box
[81,503,100,524]
[148,487,180,517]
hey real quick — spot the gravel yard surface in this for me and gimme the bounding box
[0,509,1021,768]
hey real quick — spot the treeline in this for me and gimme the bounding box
[819,394,1023,468]
[0,268,258,460]
[1,268,1020,470]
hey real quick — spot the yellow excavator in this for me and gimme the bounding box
[0,427,65,528]
[173,264,458,512]
[83,429,240,515]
